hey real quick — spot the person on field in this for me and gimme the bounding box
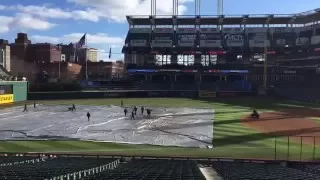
[133,106,138,115]
[146,109,152,118]
[141,106,145,115]
[23,104,28,112]
[124,108,128,116]
[131,111,135,120]
[72,104,76,111]
[87,112,91,121]
[34,102,36,108]
[251,109,260,119]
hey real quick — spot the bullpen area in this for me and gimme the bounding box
[0,98,320,161]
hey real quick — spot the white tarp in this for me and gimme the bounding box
[0,105,214,148]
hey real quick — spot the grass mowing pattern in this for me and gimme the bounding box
[0,98,320,160]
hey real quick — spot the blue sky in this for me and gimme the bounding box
[0,0,319,61]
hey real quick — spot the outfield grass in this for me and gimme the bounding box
[1,98,320,161]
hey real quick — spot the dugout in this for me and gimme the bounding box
[0,81,28,104]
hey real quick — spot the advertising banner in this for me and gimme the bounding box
[272,32,295,46]
[0,94,13,104]
[200,28,220,33]
[224,33,244,47]
[296,38,310,46]
[222,28,243,33]
[246,28,268,33]
[311,36,320,45]
[177,34,197,47]
[270,27,292,33]
[0,85,13,94]
[130,40,147,47]
[152,35,172,48]
[129,28,151,33]
[249,40,270,48]
[248,32,269,48]
[199,91,216,98]
[153,28,173,33]
[200,33,221,47]
[177,28,197,34]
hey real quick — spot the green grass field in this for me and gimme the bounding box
[1,98,320,161]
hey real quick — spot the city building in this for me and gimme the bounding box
[0,40,11,72]
[61,54,66,62]
[10,33,31,61]
[78,48,98,64]
[87,48,98,62]
[85,61,124,79]
[60,43,76,62]
[27,43,62,63]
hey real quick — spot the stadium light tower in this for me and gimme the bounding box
[217,0,224,15]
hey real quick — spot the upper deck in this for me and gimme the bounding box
[126,9,320,26]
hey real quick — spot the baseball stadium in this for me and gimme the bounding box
[2,1,320,179]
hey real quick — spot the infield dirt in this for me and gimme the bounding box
[242,108,320,145]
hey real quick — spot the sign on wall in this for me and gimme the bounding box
[129,28,152,33]
[296,38,310,46]
[199,33,221,47]
[176,28,197,34]
[153,28,173,33]
[130,40,147,47]
[224,33,244,47]
[248,32,269,47]
[0,94,13,104]
[152,36,172,47]
[200,28,220,33]
[177,34,196,47]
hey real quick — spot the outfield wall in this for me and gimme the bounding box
[28,90,256,100]
[0,81,28,104]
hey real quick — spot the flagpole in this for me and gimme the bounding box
[58,45,61,79]
[85,34,88,80]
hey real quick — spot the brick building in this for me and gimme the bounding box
[61,43,76,62]
[27,43,62,63]
[85,61,124,79]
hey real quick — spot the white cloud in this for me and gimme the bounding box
[67,0,193,22]
[0,14,56,34]
[30,33,124,46]
[0,0,192,23]
[14,4,102,22]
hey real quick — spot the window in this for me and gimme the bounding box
[201,55,217,66]
[178,55,194,66]
[156,55,171,65]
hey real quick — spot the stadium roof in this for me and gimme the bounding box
[126,9,320,25]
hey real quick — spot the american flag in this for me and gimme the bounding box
[108,47,112,59]
[76,33,86,49]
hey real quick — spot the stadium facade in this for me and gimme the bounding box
[122,8,320,93]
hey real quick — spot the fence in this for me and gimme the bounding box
[273,136,320,162]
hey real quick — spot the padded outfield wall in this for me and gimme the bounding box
[28,90,256,100]
[0,81,28,104]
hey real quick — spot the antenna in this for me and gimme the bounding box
[217,0,223,15]
[195,0,200,16]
